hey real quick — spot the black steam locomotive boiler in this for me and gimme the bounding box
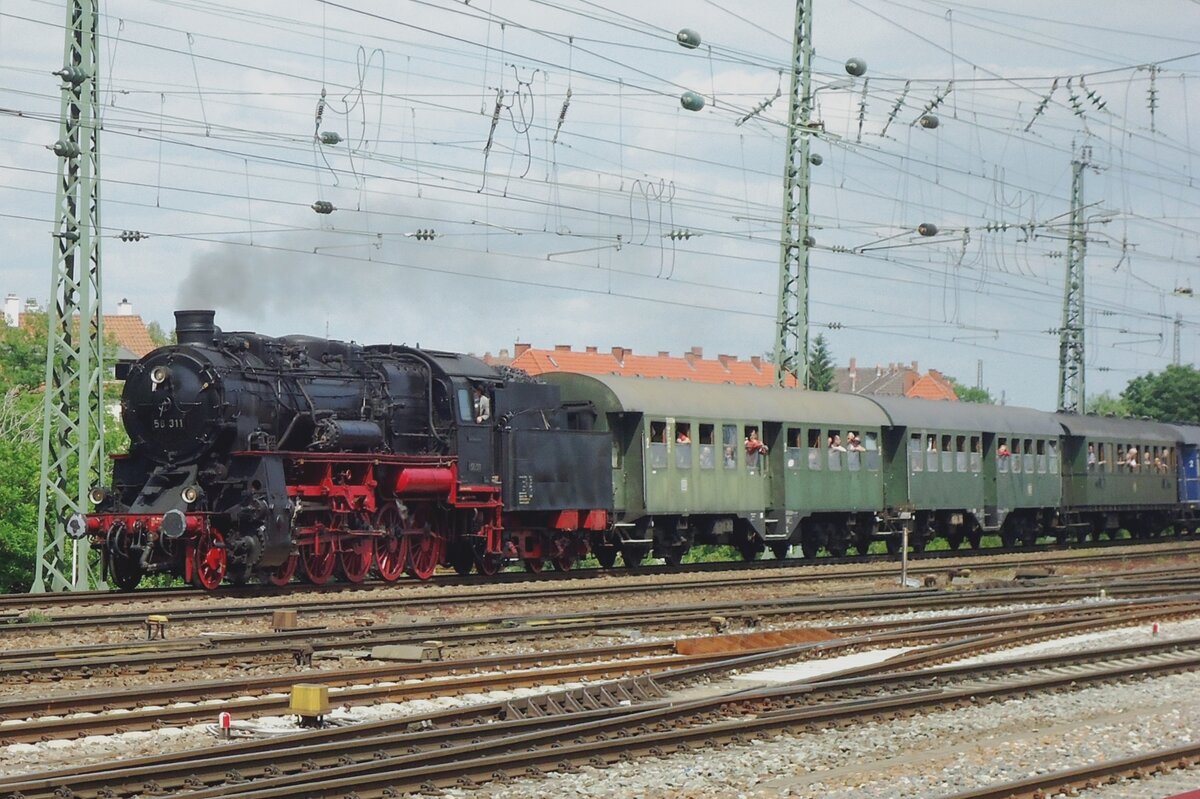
[71,310,612,590]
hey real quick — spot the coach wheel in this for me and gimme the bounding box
[826,524,849,558]
[620,545,648,569]
[885,534,901,557]
[661,542,688,569]
[799,528,820,560]
[594,546,618,569]
[769,542,790,560]
[108,550,143,592]
[374,505,409,583]
[339,536,375,584]
[301,533,337,586]
[967,523,983,550]
[407,529,443,581]
[192,527,227,591]
[264,553,298,587]
[523,557,545,574]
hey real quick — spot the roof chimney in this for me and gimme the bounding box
[3,294,18,327]
[684,351,698,367]
[750,355,762,370]
[717,354,736,369]
[691,346,703,357]
[554,344,571,352]
[911,360,919,372]
[514,343,531,357]
[611,346,626,364]
[117,297,133,316]
[586,345,597,354]
[657,350,669,358]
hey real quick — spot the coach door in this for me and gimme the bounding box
[1182,445,1200,502]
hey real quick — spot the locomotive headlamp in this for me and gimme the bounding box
[88,486,108,505]
[181,485,201,504]
[150,365,170,386]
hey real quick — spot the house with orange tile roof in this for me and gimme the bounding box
[5,294,158,362]
[482,343,799,387]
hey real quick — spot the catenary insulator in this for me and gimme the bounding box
[53,65,88,84]
[803,235,816,247]
[809,153,823,166]
[918,223,938,237]
[311,201,335,214]
[319,131,342,145]
[844,58,867,77]
[52,140,81,158]
[680,91,705,112]
[676,28,701,49]
[919,114,940,129]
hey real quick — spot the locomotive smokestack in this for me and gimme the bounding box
[175,309,216,345]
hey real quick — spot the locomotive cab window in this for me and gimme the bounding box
[808,429,822,470]
[910,433,923,473]
[722,424,738,469]
[698,424,715,470]
[457,388,473,422]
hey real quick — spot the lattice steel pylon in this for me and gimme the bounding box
[1057,148,1089,414]
[774,0,814,387]
[32,0,105,592]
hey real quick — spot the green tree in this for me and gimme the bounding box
[1086,391,1128,417]
[1122,365,1200,423]
[945,376,993,404]
[146,320,173,348]
[807,334,835,391]
[0,313,48,390]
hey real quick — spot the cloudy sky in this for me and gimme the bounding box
[3,0,1200,409]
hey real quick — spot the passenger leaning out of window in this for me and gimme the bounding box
[829,434,847,452]
[745,430,769,460]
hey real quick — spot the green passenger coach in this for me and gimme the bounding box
[543,374,888,566]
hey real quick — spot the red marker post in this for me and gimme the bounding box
[218,711,232,739]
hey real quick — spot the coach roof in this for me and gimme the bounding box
[1056,413,1182,443]
[865,395,1062,435]
[543,373,889,426]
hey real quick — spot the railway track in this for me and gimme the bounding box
[3,553,1199,638]
[2,538,1196,618]
[4,578,1199,681]
[5,611,1198,799]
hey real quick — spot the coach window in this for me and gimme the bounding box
[675,423,693,469]
[648,421,668,469]
[745,425,766,472]
[698,424,715,470]
[786,427,803,471]
[808,429,823,470]
[1036,440,1047,473]
[926,434,939,473]
[1115,445,1126,473]
[1011,440,1022,474]
[1048,440,1059,474]
[722,424,738,469]
[940,435,953,473]
[998,437,1010,473]
[1024,440,1035,473]
[1104,443,1114,473]
[864,432,880,471]
[1165,446,1176,472]
[954,436,967,473]
[910,433,923,473]
[827,429,844,471]
[970,436,982,473]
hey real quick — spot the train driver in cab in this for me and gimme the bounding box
[473,384,491,424]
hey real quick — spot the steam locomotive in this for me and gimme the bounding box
[71,310,611,589]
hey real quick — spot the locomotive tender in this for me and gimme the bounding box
[73,311,1200,590]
